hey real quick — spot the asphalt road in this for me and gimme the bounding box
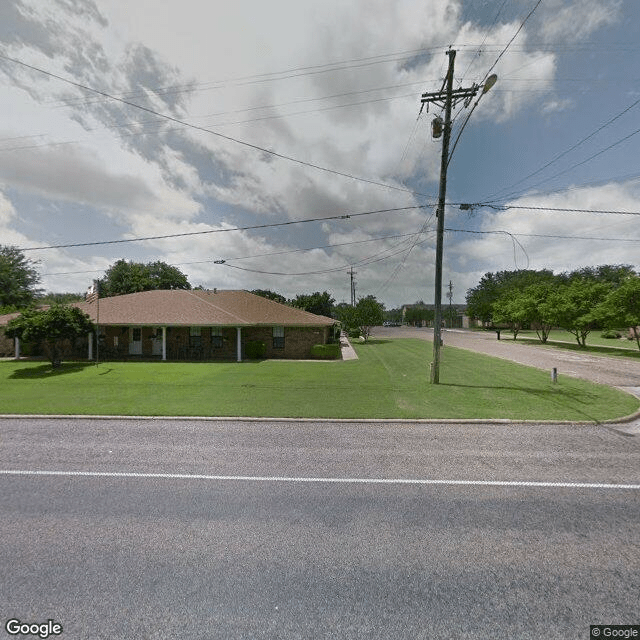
[1,417,639,640]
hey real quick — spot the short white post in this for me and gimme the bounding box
[551,367,558,383]
[236,327,242,362]
[14,337,20,360]
[88,333,93,360]
[162,326,167,361]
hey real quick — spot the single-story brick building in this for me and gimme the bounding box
[0,289,339,361]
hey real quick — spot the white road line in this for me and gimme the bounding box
[0,469,639,490]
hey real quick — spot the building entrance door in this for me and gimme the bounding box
[129,327,142,355]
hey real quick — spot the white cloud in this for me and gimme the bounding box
[539,0,621,43]
[542,98,574,115]
[0,0,634,305]
[477,181,640,275]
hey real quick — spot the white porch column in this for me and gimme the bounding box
[236,327,242,362]
[162,326,167,361]
[14,337,20,360]
[88,333,93,360]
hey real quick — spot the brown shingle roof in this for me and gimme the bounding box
[67,289,337,327]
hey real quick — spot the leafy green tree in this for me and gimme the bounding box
[0,245,41,309]
[99,260,191,297]
[521,283,557,343]
[491,282,558,342]
[492,292,528,339]
[334,303,358,332]
[6,305,94,368]
[37,292,84,306]
[403,305,434,326]
[384,308,403,324]
[546,279,611,347]
[355,295,384,342]
[465,272,499,324]
[593,275,640,350]
[251,289,288,305]
[291,291,335,317]
[567,264,636,286]
[466,269,554,325]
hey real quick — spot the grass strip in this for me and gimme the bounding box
[0,339,637,421]
[504,329,640,357]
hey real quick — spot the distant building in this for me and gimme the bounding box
[401,303,471,328]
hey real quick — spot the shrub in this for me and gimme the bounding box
[310,344,341,360]
[245,340,266,359]
[348,328,361,339]
[601,330,622,339]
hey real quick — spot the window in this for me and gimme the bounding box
[189,326,202,347]
[273,326,285,349]
[211,327,223,349]
[132,328,142,342]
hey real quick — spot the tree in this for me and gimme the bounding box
[99,260,191,297]
[521,283,557,343]
[251,289,288,305]
[38,292,84,306]
[465,269,554,325]
[546,279,611,347]
[568,264,636,287]
[490,282,558,343]
[403,305,434,326]
[291,291,335,317]
[334,303,358,332]
[0,245,41,309]
[354,296,384,342]
[6,305,94,368]
[384,308,403,324]
[593,275,640,350]
[492,292,528,339]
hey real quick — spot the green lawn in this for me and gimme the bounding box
[0,338,637,421]
[512,329,640,358]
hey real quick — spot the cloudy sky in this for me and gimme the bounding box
[1,0,638,307]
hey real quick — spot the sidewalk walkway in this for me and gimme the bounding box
[339,333,358,361]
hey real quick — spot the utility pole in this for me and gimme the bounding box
[421,50,485,383]
[348,267,357,306]
[447,280,454,328]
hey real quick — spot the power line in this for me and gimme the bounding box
[46,45,454,110]
[480,204,640,216]
[458,0,509,84]
[1,77,438,149]
[0,53,423,198]
[448,0,543,166]
[40,231,424,276]
[499,126,640,202]
[20,205,429,252]
[223,235,435,277]
[0,89,424,154]
[484,96,640,202]
[481,0,543,86]
[48,40,617,110]
[375,209,438,296]
[446,228,640,242]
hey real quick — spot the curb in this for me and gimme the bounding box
[0,413,637,428]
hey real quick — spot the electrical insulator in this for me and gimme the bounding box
[431,116,443,139]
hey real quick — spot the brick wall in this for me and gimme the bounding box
[0,327,15,357]
[0,323,334,361]
[243,326,329,359]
